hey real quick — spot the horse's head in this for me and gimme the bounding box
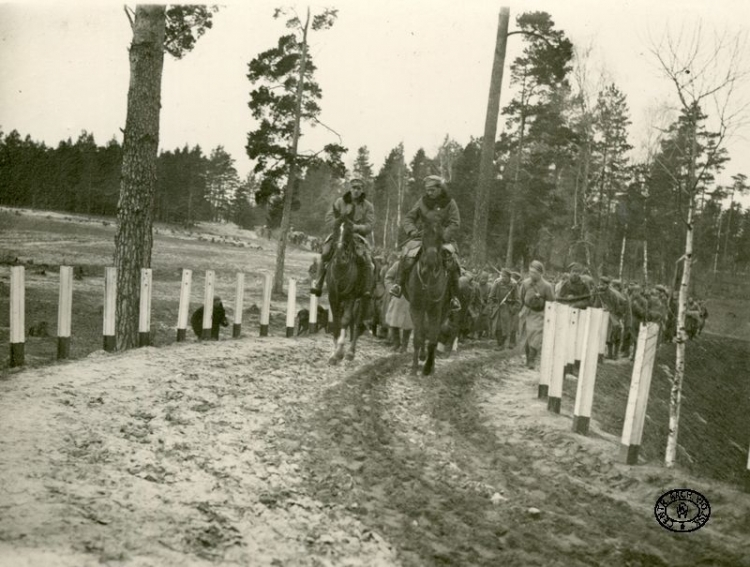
[420,212,444,270]
[333,216,355,260]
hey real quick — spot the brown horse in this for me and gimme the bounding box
[325,216,368,365]
[405,214,449,375]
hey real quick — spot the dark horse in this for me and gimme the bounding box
[325,216,368,365]
[404,214,449,375]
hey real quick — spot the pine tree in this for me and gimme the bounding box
[246,7,346,293]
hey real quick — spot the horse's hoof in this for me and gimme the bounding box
[328,356,340,366]
[345,352,355,361]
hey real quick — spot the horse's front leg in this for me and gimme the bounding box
[346,301,361,361]
[328,308,345,365]
[423,309,441,376]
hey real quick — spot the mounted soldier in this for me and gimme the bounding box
[388,175,462,312]
[310,178,375,298]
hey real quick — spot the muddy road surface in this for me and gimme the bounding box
[1,333,748,566]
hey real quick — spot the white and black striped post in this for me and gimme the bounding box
[138,268,152,347]
[9,266,25,367]
[620,322,659,465]
[103,267,116,352]
[598,311,609,363]
[572,307,604,435]
[575,307,586,362]
[259,273,272,336]
[565,307,579,375]
[309,293,318,333]
[57,266,73,359]
[233,272,244,338]
[201,270,215,341]
[538,301,557,399]
[548,302,570,413]
[286,278,297,338]
[176,269,192,342]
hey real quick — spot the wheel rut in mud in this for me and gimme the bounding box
[301,348,748,567]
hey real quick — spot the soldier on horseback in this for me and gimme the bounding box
[388,175,462,311]
[310,177,375,298]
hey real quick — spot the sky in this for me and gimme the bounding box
[1,0,749,202]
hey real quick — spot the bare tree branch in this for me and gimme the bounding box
[123,5,135,31]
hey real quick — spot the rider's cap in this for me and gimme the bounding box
[350,178,364,188]
[655,284,668,294]
[501,268,511,276]
[424,175,446,189]
[568,262,583,273]
[529,260,544,275]
[511,271,521,280]
[599,276,611,285]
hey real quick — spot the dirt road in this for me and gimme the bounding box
[1,333,748,566]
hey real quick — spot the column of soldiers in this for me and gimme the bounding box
[463,261,709,368]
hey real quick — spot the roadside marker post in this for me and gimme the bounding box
[548,303,570,414]
[138,268,152,347]
[103,267,116,352]
[286,278,296,338]
[619,322,659,464]
[57,266,73,359]
[572,308,604,435]
[9,266,25,367]
[259,273,272,336]
[309,293,318,334]
[176,269,192,342]
[233,272,245,338]
[538,301,557,399]
[201,270,215,341]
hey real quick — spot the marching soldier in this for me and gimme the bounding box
[490,268,521,349]
[519,260,555,368]
[556,262,593,309]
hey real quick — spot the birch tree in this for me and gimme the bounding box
[650,24,748,468]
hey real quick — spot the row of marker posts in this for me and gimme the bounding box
[538,301,671,466]
[8,261,327,367]
[8,264,750,489]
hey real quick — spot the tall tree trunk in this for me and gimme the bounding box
[722,190,734,269]
[579,134,592,268]
[665,116,697,468]
[472,7,510,267]
[713,214,722,274]
[382,191,390,248]
[274,9,310,294]
[505,84,528,268]
[114,5,166,350]
[618,232,626,280]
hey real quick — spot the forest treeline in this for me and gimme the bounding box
[1,12,749,283]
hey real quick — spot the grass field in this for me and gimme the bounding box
[0,207,318,372]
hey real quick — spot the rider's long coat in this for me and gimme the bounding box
[402,189,460,245]
[325,191,375,248]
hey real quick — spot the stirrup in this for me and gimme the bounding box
[450,297,461,312]
[389,284,402,298]
[310,282,323,297]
